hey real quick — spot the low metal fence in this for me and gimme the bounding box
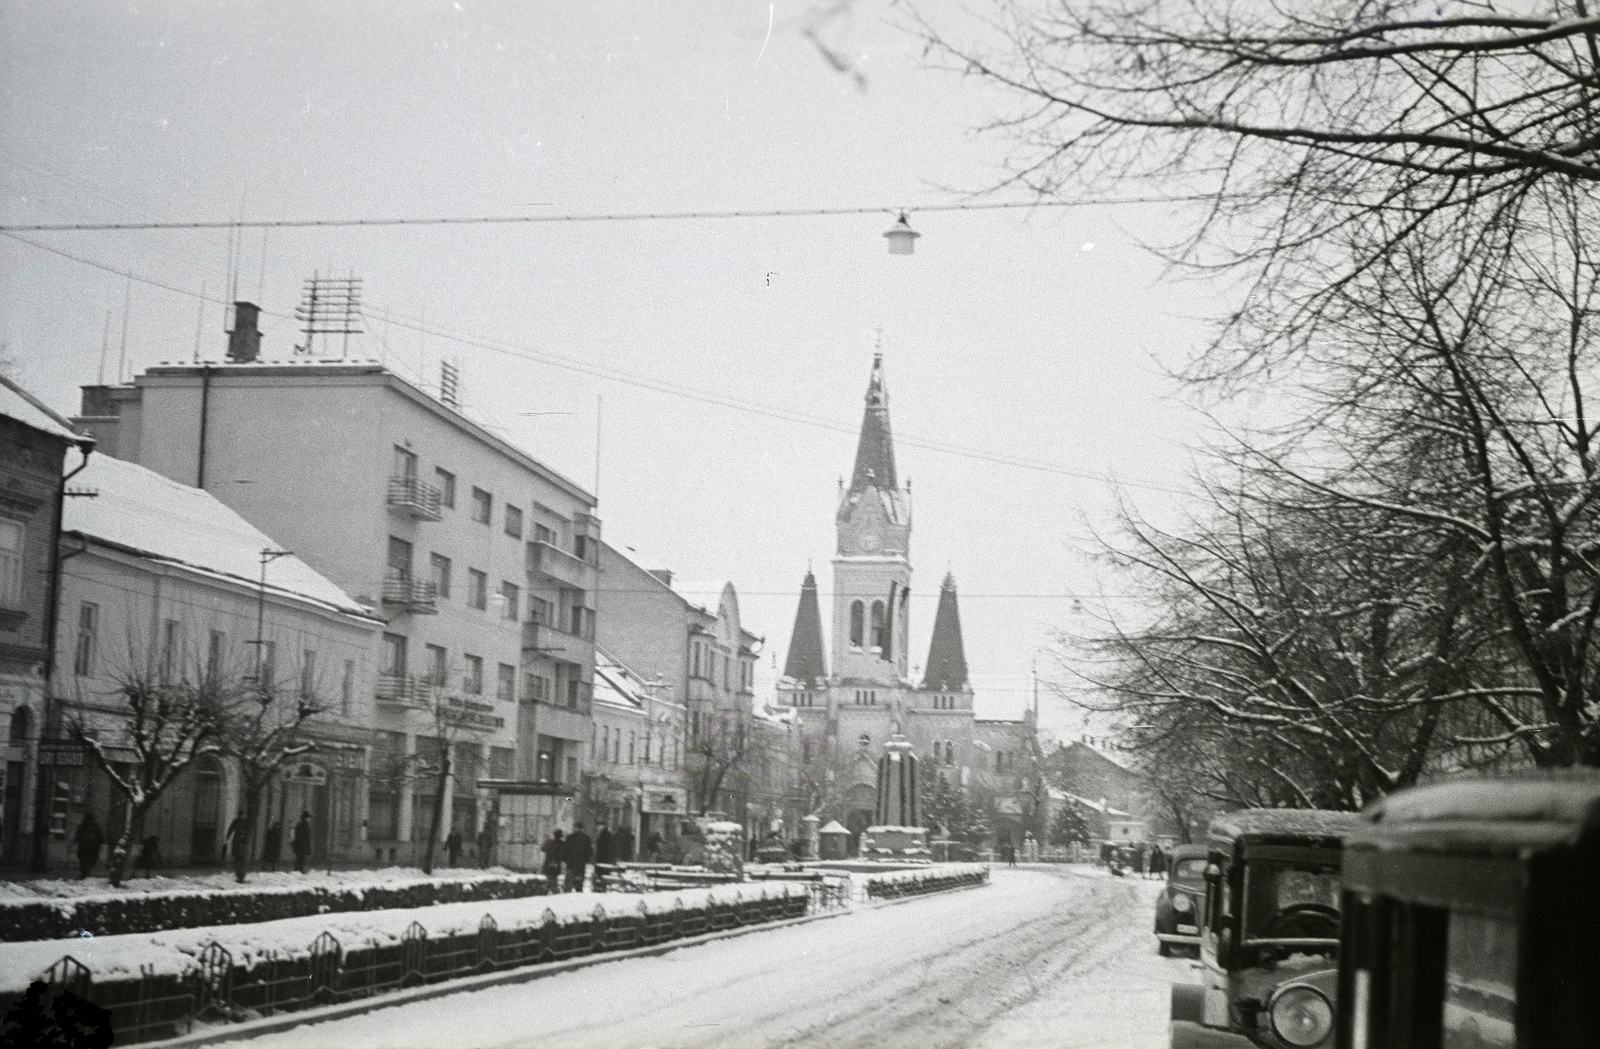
[3,891,809,1046]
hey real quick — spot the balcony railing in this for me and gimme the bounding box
[375,673,425,705]
[381,572,439,613]
[387,476,443,521]
[525,541,596,589]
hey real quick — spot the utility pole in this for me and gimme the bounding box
[252,549,293,684]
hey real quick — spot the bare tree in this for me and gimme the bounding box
[66,655,234,886]
[688,710,761,816]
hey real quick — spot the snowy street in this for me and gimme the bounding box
[240,867,1187,1049]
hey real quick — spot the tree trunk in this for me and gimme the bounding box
[421,753,451,875]
[106,805,146,888]
[232,781,264,884]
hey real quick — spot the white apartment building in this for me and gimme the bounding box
[73,339,598,865]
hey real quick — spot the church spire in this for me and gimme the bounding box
[849,353,897,493]
[922,571,969,691]
[783,569,828,682]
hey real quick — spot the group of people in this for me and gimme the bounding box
[1101,840,1166,879]
[71,810,316,879]
[541,821,635,892]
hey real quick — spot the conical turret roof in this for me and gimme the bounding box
[849,354,897,493]
[783,570,828,681]
[922,572,969,691]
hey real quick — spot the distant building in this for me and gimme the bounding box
[772,356,1038,851]
[51,455,381,868]
[1042,739,1171,842]
[74,340,598,864]
[587,646,686,856]
[0,376,95,867]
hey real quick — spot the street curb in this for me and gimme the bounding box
[148,879,988,1048]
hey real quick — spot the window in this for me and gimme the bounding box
[497,663,515,702]
[500,581,520,621]
[463,654,483,694]
[382,633,408,677]
[527,595,552,626]
[259,640,276,689]
[628,732,636,765]
[160,619,182,681]
[854,689,877,706]
[525,673,551,703]
[945,741,954,766]
[489,746,514,780]
[692,644,702,679]
[300,649,317,700]
[573,534,590,562]
[467,569,488,610]
[471,487,492,525]
[602,727,611,764]
[0,519,23,608]
[341,659,355,716]
[387,536,413,579]
[996,751,1004,772]
[430,554,452,599]
[802,739,812,763]
[567,677,584,710]
[392,445,417,483]
[565,756,578,785]
[870,600,887,652]
[504,504,523,538]
[435,467,456,507]
[207,629,225,680]
[9,706,29,743]
[611,728,621,763]
[534,523,556,545]
[645,732,653,765]
[424,644,447,686]
[850,600,865,648]
[74,601,98,676]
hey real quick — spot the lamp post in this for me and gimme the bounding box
[252,548,293,684]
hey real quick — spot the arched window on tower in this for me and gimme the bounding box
[850,601,865,648]
[9,705,29,742]
[944,741,955,766]
[870,601,887,653]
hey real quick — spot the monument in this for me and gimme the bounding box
[858,734,930,860]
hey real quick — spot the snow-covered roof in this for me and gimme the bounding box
[1051,789,1132,818]
[1349,770,1600,856]
[0,374,92,445]
[64,455,376,621]
[1209,808,1360,845]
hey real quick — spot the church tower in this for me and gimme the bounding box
[831,354,912,686]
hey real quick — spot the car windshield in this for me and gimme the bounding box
[1172,858,1206,880]
[1242,860,1341,942]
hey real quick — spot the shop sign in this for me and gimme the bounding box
[283,760,328,786]
[642,788,685,814]
[446,696,506,730]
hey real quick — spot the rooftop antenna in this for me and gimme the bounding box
[193,281,207,363]
[294,270,363,356]
[440,359,461,409]
[594,393,603,497]
[97,310,111,384]
[117,276,131,383]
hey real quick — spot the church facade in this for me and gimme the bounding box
[773,356,1039,850]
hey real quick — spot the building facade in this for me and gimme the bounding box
[50,455,381,869]
[0,377,95,868]
[773,356,1038,851]
[587,647,685,858]
[73,338,598,864]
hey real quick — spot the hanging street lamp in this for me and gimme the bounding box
[883,212,921,254]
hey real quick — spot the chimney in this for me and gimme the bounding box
[227,301,262,362]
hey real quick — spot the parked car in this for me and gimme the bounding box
[1155,844,1208,956]
[1335,771,1600,1049]
[1169,808,1360,1049]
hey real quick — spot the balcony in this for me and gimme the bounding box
[522,617,594,668]
[381,572,438,614]
[387,476,443,521]
[525,540,597,590]
[375,673,425,705]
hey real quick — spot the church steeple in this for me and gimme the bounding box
[783,570,828,682]
[922,572,969,691]
[849,353,897,493]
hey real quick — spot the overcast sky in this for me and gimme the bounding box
[2,1,1218,742]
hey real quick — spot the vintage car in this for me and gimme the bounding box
[1170,808,1360,1049]
[1156,844,1209,955]
[1335,771,1600,1049]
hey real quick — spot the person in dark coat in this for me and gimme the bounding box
[222,813,245,862]
[74,814,104,879]
[1150,844,1166,880]
[615,825,634,863]
[564,822,593,892]
[592,822,613,892]
[542,829,565,892]
[136,835,160,877]
[262,821,282,871]
[477,823,495,868]
[291,812,312,873]
[445,828,463,867]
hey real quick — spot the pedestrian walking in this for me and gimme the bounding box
[222,812,245,862]
[477,823,495,868]
[616,824,634,863]
[1150,844,1166,880]
[73,814,103,879]
[542,829,565,892]
[262,821,282,871]
[291,811,312,873]
[136,835,160,877]
[565,821,593,892]
[445,828,463,867]
[593,822,614,892]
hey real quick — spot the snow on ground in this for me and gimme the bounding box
[240,865,1192,1049]
[0,866,532,903]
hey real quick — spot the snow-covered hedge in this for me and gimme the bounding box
[0,868,552,942]
[858,863,989,901]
